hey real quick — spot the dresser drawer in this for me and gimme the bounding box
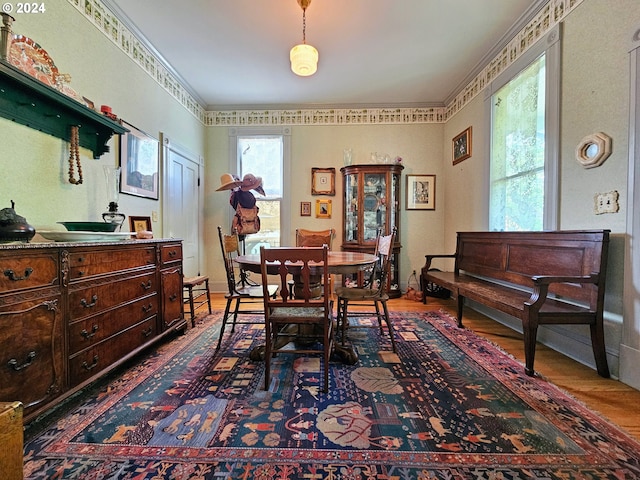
[68,316,157,386]
[68,294,159,355]
[0,295,64,411]
[0,251,58,293]
[160,243,182,266]
[68,270,157,321]
[69,247,156,280]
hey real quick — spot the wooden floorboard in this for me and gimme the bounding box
[206,292,640,441]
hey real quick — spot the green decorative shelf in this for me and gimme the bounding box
[0,60,127,158]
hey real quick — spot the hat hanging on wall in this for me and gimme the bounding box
[216,173,241,191]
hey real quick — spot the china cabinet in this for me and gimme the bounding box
[0,239,185,423]
[341,164,403,297]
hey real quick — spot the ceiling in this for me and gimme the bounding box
[105,0,544,110]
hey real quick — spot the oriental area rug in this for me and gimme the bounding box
[23,311,640,479]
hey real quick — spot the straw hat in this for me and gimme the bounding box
[240,173,265,196]
[215,173,241,191]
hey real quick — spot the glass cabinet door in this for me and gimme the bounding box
[344,172,359,242]
[362,172,387,243]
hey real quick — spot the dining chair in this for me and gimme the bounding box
[260,246,334,393]
[289,228,335,298]
[216,226,277,351]
[335,228,397,352]
[295,228,334,249]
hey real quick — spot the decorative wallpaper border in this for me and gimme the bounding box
[70,0,582,126]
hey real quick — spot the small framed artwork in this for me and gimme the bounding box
[129,215,152,233]
[406,174,436,210]
[311,167,336,196]
[316,199,332,218]
[300,201,311,216]
[452,126,472,165]
[120,121,160,200]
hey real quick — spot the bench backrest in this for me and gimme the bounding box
[455,230,610,307]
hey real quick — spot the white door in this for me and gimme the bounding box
[161,134,203,277]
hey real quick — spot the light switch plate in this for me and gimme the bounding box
[594,191,619,214]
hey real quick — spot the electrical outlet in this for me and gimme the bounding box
[151,211,158,222]
[594,191,619,215]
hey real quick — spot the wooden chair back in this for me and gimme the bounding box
[295,228,335,249]
[218,226,241,295]
[370,228,396,294]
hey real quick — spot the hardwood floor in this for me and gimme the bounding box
[207,292,640,441]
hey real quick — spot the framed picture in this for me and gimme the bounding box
[452,126,472,165]
[129,215,152,233]
[300,201,312,216]
[120,121,159,200]
[315,199,332,218]
[311,167,336,196]
[406,174,436,210]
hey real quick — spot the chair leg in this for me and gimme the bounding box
[231,298,242,333]
[187,285,196,327]
[374,301,384,334]
[264,321,272,390]
[204,279,212,315]
[381,300,396,353]
[216,297,234,351]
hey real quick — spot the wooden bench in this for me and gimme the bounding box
[420,230,610,378]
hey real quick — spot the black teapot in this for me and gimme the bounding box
[0,200,35,242]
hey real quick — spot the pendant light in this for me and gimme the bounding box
[290,0,318,77]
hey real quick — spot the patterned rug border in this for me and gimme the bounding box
[24,310,640,478]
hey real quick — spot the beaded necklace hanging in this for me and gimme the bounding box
[68,125,83,185]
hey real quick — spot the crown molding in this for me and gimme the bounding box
[72,0,583,126]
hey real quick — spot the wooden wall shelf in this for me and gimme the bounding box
[0,60,127,158]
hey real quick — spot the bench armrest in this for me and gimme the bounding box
[526,273,599,310]
[531,273,599,285]
[423,254,456,270]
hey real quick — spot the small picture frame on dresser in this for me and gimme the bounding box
[129,216,152,234]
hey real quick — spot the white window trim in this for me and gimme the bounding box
[228,126,292,245]
[484,24,561,230]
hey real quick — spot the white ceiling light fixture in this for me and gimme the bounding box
[290,0,318,77]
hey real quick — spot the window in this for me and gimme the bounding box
[486,25,560,231]
[229,127,291,254]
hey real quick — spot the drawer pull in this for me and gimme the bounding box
[8,351,36,371]
[141,280,152,290]
[169,293,178,302]
[142,326,153,337]
[142,303,153,313]
[168,250,178,258]
[3,267,33,281]
[81,325,99,339]
[80,294,98,308]
[82,355,99,371]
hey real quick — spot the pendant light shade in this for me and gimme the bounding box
[290,0,318,77]
[290,43,318,76]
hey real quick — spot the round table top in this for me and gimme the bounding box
[235,251,377,274]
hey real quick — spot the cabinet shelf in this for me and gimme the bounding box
[0,60,127,158]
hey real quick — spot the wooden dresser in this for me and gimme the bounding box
[0,239,185,423]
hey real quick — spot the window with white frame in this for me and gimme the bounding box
[229,127,291,254]
[486,26,561,231]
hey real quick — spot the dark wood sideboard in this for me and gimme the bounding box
[0,239,186,423]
